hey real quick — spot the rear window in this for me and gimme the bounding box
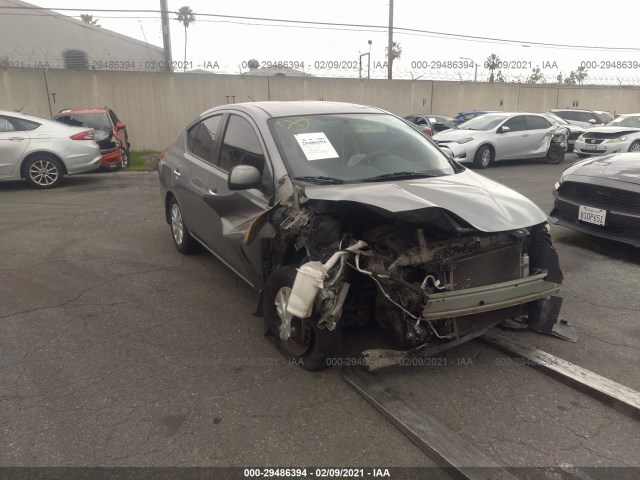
[55,113,112,131]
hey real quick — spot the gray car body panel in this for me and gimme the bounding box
[303,169,548,232]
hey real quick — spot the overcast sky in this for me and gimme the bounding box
[30,0,640,83]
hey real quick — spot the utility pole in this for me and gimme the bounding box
[160,0,173,72]
[387,0,394,79]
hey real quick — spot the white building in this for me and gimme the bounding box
[0,0,165,71]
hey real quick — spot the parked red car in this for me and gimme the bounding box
[54,108,130,169]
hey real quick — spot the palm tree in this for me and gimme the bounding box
[527,67,545,84]
[575,66,588,85]
[485,54,501,82]
[176,6,196,72]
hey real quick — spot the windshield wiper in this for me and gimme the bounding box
[293,176,346,185]
[360,171,440,182]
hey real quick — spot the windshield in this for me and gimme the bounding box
[606,116,640,128]
[545,113,569,125]
[458,114,509,131]
[269,113,456,183]
[55,113,112,131]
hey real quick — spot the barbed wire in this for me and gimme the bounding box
[3,51,640,86]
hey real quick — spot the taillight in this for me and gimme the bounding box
[423,128,433,136]
[70,131,94,140]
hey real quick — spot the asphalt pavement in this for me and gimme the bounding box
[1,155,638,470]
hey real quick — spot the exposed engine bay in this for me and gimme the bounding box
[260,183,570,369]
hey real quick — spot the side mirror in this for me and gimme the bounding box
[499,125,511,133]
[116,122,126,130]
[228,164,262,190]
[588,119,597,124]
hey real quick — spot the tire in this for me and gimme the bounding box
[119,147,130,168]
[629,141,640,152]
[24,156,64,189]
[169,197,198,254]
[545,147,565,164]
[473,145,493,169]
[263,267,341,371]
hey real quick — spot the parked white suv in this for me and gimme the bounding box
[550,109,614,129]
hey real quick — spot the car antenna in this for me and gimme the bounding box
[16,101,28,112]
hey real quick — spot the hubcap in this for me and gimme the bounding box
[171,204,184,245]
[481,149,491,166]
[29,160,58,186]
[630,143,640,152]
[120,148,129,167]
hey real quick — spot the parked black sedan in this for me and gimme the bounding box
[550,152,640,247]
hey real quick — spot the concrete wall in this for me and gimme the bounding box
[1,68,639,150]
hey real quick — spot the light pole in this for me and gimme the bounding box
[459,56,477,82]
[359,40,373,80]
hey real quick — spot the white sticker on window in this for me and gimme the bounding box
[294,132,339,161]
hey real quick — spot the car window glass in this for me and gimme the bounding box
[55,113,112,131]
[109,110,120,124]
[526,115,551,130]
[219,115,266,175]
[556,111,576,121]
[502,116,526,132]
[416,117,428,126]
[0,117,16,132]
[188,115,222,161]
[578,112,596,123]
[16,119,40,131]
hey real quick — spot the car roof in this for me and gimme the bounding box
[56,108,109,115]
[201,101,385,119]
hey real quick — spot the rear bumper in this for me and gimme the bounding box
[66,153,103,174]
[422,272,559,321]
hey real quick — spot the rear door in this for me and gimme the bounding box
[525,115,554,157]
[496,115,528,159]
[202,113,274,288]
[174,114,224,242]
[0,116,31,177]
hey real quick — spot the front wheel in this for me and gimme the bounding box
[263,267,341,371]
[545,146,565,164]
[473,145,493,169]
[24,156,64,189]
[119,147,130,168]
[629,141,640,152]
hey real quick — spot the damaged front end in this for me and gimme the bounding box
[264,180,571,370]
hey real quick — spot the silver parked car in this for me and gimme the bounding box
[573,113,640,158]
[433,112,557,168]
[159,101,567,370]
[550,109,614,129]
[0,111,102,188]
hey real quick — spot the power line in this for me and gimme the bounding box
[2,5,640,52]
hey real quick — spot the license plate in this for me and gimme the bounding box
[578,205,606,226]
[585,144,597,150]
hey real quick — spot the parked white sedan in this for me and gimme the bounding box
[574,114,640,158]
[0,111,102,188]
[433,112,556,168]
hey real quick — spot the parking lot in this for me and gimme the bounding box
[1,154,639,470]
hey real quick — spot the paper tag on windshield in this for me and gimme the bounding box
[294,132,339,161]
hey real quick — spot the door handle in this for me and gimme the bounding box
[207,188,218,196]
[521,134,530,137]
[8,137,24,141]
[173,169,181,177]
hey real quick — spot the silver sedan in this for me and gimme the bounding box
[0,111,102,188]
[433,112,556,168]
